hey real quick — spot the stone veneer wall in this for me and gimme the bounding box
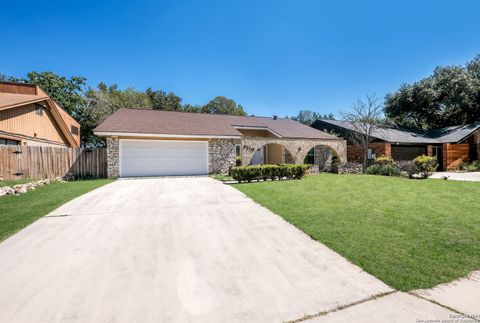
[208,139,239,174]
[314,146,333,171]
[106,137,119,178]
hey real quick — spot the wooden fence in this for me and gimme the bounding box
[0,146,107,180]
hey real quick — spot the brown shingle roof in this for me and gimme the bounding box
[94,108,339,140]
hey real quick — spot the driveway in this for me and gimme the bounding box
[430,171,480,181]
[0,177,454,322]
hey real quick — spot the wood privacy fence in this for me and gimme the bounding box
[0,146,107,180]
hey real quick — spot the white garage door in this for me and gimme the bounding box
[119,140,208,177]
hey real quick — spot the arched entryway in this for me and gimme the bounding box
[303,145,341,171]
[241,138,347,166]
[249,143,294,165]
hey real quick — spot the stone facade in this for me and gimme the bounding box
[103,136,346,177]
[208,139,239,174]
[314,145,334,171]
[241,137,347,166]
[106,137,119,178]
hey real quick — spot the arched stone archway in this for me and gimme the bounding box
[247,143,295,165]
[241,138,346,166]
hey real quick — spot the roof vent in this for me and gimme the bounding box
[273,115,278,120]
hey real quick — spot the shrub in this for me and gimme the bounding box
[374,155,395,166]
[235,156,242,167]
[231,164,310,183]
[413,155,437,178]
[396,160,417,178]
[459,160,480,172]
[365,164,401,177]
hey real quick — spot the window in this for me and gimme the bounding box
[235,144,241,157]
[71,125,79,136]
[35,106,43,116]
[0,138,20,146]
[367,148,373,159]
[304,148,315,164]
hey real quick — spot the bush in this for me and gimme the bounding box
[235,156,242,167]
[396,160,417,178]
[365,164,401,177]
[374,155,395,166]
[413,155,437,178]
[231,164,310,183]
[459,160,480,172]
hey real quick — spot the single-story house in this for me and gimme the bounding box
[94,108,347,178]
[0,81,80,147]
[311,119,480,170]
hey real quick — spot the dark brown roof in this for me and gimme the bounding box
[94,108,339,140]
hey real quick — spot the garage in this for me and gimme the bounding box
[391,145,428,161]
[119,139,208,177]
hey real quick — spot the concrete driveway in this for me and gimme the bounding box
[0,177,454,322]
[430,171,480,181]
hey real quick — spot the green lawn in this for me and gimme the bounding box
[0,179,113,242]
[234,174,480,291]
[0,179,34,187]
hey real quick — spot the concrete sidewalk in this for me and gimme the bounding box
[414,271,480,317]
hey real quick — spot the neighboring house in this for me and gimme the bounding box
[311,119,480,170]
[94,108,346,178]
[0,81,80,148]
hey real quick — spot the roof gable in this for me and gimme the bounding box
[0,81,80,147]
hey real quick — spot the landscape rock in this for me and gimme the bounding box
[14,185,27,194]
[1,186,15,195]
[334,162,363,174]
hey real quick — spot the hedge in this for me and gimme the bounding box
[231,164,310,183]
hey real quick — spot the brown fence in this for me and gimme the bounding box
[0,146,107,180]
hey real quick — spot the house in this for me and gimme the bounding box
[0,81,80,148]
[94,108,347,178]
[311,119,480,170]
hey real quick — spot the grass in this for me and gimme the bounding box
[210,174,234,181]
[0,179,113,242]
[234,174,480,291]
[0,178,35,187]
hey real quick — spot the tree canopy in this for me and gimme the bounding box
[289,110,335,125]
[201,96,247,116]
[1,71,249,146]
[385,55,480,129]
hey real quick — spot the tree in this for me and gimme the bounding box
[291,110,334,125]
[201,96,247,116]
[343,95,384,173]
[146,88,183,111]
[25,72,87,117]
[385,55,480,129]
[81,83,154,146]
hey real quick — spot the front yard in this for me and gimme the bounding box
[235,174,480,291]
[0,179,113,242]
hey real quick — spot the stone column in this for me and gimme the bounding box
[208,139,237,174]
[106,137,119,178]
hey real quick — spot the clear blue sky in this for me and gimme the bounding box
[2,0,479,117]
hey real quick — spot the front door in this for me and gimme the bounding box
[251,147,265,165]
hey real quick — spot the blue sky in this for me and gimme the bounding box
[2,0,479,117]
